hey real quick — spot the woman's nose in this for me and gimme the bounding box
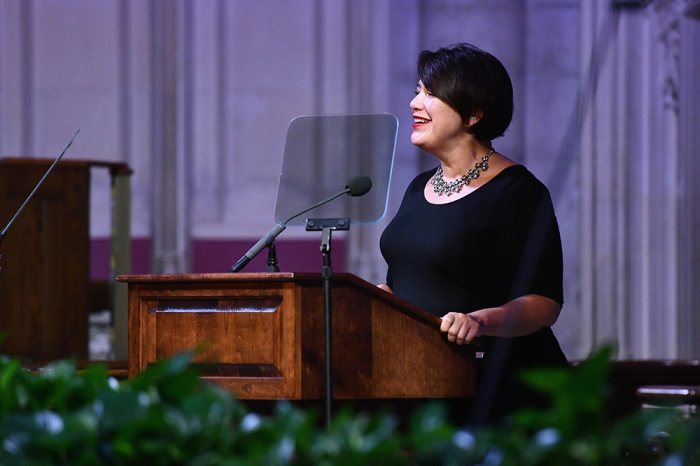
[410,94,422,111]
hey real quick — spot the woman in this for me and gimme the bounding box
[379,43,568,423]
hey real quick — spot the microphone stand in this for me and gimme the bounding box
[305,217,350,428]
[0,130,80,273]
[264,244,280,272]
[229,191,348,273]
[229,175,370,273]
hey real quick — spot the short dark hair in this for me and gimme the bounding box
[418,43,513,142]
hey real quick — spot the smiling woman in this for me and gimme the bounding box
[415,44,514,144]
[379,43,568,424]
[409,80,469,156]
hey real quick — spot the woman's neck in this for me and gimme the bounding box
[436,139,493,181]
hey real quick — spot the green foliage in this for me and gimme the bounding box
[465,347,699,465]
[1,347,699,465]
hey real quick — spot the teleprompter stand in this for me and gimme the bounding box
[305,217,350,427]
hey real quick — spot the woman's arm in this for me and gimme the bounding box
[439,294,561,345]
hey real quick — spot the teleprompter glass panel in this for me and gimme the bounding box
[274,113,398,226]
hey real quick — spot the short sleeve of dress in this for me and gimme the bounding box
[493,175,564,306]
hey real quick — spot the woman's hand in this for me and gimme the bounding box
[440,312,486,345]
[377,284,393,294]
[439,295,561,345]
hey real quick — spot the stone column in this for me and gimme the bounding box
[337,0,394,285]
[150,0,193,274]
[674,0,700,358]
[579,0,700,359]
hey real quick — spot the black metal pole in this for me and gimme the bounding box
[306,219,348,428]
[321,227,333,428]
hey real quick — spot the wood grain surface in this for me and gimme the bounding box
[120,273,475,399]
[0,160,90,359]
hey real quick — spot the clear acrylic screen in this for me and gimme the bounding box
[274,113,398,226]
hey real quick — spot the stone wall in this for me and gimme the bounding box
[2,0,698,360]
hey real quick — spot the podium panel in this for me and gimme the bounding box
[0,160,90,359]
[119,273,475,400]
[0,158,132,362]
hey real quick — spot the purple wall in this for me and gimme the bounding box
[90,238,346,279]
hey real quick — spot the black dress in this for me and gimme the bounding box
[380,165,568,422]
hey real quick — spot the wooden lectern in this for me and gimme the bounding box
[0,158,131,361]
[119,273,475,399]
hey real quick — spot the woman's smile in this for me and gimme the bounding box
[413,115,431,128]
[410,80,467,153]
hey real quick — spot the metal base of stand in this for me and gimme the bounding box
[265,243,280,272]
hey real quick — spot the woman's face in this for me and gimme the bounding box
[410,80,467,154]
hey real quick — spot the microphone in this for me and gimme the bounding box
[229,175,372,272]
[345,175,372,197]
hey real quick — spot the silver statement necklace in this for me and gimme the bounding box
[431,149,495,196]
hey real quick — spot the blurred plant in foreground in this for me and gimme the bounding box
[1,346,698,465]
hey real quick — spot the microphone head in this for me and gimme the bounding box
[345,175,372,197]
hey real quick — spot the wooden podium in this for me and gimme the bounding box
[119,273,475,399]
[0,158,132,361]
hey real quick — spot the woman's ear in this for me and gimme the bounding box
[466,110,483,128]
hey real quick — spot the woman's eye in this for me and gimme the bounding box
[414,90,420,95]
